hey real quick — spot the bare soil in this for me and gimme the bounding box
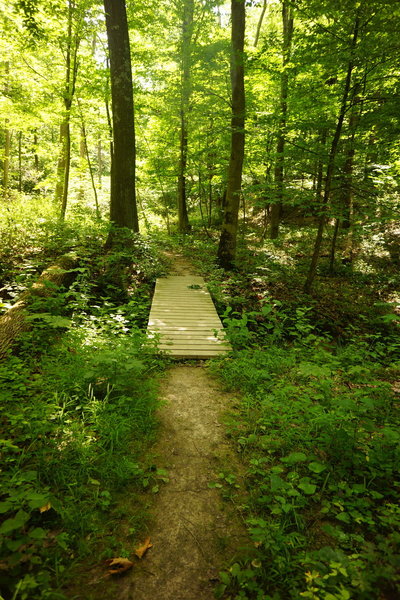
[124,365,248,599]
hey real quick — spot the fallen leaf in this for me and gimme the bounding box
[105,557,134,576]
[39,502,52,513]
[134,537,153,559]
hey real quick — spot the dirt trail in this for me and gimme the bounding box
[124,365,247,599]
[121,252,247,599]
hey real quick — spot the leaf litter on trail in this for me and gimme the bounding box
[134,537,153,559]
[105,557,134,576]
[103,538,152,577]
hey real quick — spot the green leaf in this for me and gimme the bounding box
[270,474,287,491]
[336,512,350,523]
[281,452,308,465]
[0,510,30,534]
[27,493,50,510]
[28,527,46,540]
[0,501,12,514]
[298,482,317,495]
[308,461,327,474]
[219,571,231,585]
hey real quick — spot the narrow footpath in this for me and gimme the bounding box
[124,254,247,599]
[126,364,247,599]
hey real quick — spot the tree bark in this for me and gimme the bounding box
[177,0,194,233]
[54,120,68,204]
[104,0,139,234]
[304,12,360,294]
[217,0,245,270]
[270,0,294,239]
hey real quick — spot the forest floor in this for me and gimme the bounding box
[67,254,249,600]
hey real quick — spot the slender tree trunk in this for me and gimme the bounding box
[315,129,327,205]
[60,109,72,220]
[97,138,102,188]
[3,127,11,199]
[341,107,358,230]
[79,112,100,219]
[78,126,86,200]
[55,120,68,203]
[331,88,362,269]
[254,0,268,48]
[18,131,22,192]
[33,130,39,170]
[104,0,139,234]
[3,62,11,199]
[58,0,80,220]
[177,0,193,233]
[304,12,360,294]
[329,217,340,272]
[270,0,294,239]
[217,0,245,269]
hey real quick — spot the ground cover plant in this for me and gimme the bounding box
[170,231,400,599]
[0,200,168,599]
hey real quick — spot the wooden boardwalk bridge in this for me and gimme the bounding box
[147,275,231,359]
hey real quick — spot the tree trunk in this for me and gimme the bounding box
[177,0,193,233]
[55,120,68,204]
[304,12,360,294]
[97,138,102,188]
[217,0,245,269]
[78,125,86,200]
[60,105,72,220]
[104,0,139,234]
[33,130,39,170]
[3,62,11,200]
[78,104,101,219]
[270,0,294,239]
[18,131,22,192]
[254,0,268,48]
[3,126,11,199]
[57,0,80,220]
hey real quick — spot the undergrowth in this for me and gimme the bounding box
[0,212,168,599]
[207,309,400,599]
[166,230,400,600]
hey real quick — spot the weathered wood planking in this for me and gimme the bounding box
[147,275,231,358]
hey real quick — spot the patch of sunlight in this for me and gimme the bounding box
[354,259,377,275]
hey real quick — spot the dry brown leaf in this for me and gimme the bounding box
[134,537,153,559]
[39,502,52,513]
[105,557,134,576]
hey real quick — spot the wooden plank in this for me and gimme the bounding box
[147,275,231,359]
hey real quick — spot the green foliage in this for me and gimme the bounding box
[0,225,166,599]
[210,329,400,599]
